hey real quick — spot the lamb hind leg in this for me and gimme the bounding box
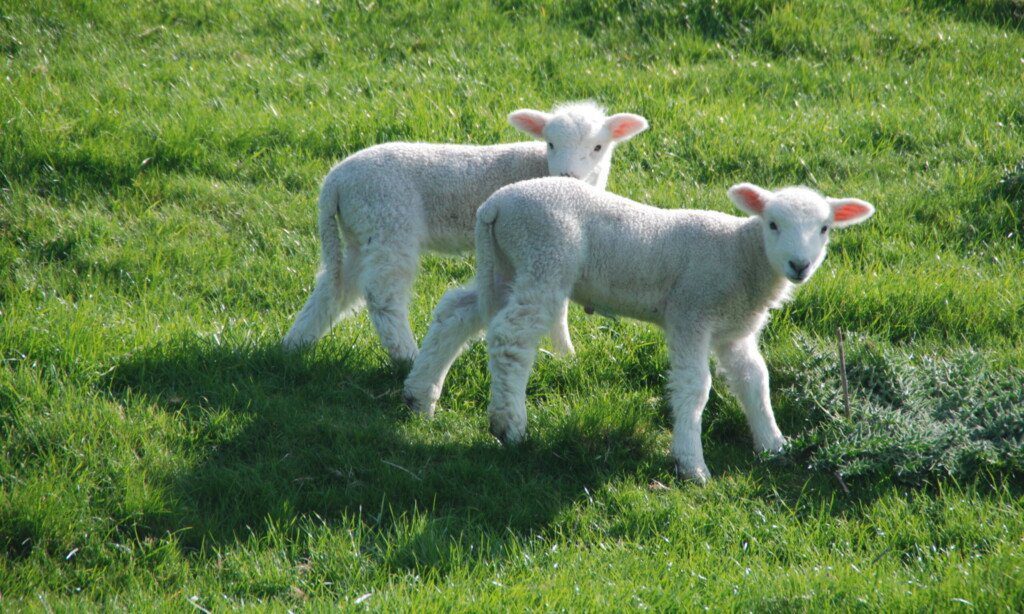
[666,325,713,483]
[486,290,564,445]
[360,243,420,365]
[283,242,364,350]
[402,286,485,417]
[714,336,786,454]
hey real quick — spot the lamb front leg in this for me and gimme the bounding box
[714,336,786,454]
[547,298,575,358]
[666,325,713,483]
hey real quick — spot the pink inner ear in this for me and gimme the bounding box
[610,118,643,139]
[734,186,766,214]
[512,114,545,137]
[833,202,871,222]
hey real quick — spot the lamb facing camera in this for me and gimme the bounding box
[403,178,874,483]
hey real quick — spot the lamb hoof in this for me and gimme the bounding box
[386,344,419,369]
[402,390,434,418]
[550,343,576,359]
[674,462,711,485]
[390,356,417,373]
[488,415,526,446]
[281,334,312,352]
[754,435,788,455]
[488,422,507,444]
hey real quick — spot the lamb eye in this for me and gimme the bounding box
[821,225,829,234]
[547,142,554,150]
[769,222,778,231]
[593,144,602,152]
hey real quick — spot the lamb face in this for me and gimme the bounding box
[508,101,648,188]
[728,183,875,283]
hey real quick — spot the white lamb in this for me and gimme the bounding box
[281,102,649,363]
[403,178,874,482]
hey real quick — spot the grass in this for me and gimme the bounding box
[2,0,1023,609]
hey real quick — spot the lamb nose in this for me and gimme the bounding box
[559,173,572,178]
[789,260,809,275]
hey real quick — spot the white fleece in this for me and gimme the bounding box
[282,102,649,363]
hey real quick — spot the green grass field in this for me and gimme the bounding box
[2,0,1023,609]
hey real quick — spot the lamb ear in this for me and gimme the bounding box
[604,113,649,142]
[827,198,875,228]
[508,109,552,139]
[727,183,773,216]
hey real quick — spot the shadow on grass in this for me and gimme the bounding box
[104,338,669,552]
[102,335,1014,571]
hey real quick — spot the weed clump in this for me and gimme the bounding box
[785,334,1024,484]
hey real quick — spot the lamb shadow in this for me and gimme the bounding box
[102,336,987,563]
[103,338,665,551]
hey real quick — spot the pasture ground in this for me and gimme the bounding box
[2,0,1023,609]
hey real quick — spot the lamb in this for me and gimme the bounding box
[402,178,875,482]
[281,102,649,364]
